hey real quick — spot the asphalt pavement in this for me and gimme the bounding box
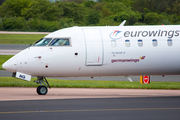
[0,44,29,50]
[1,97,180,120]
[0,44,28,55]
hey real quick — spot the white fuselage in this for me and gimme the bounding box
[3,25,180,77]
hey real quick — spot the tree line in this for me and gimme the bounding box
[0,0,179,32]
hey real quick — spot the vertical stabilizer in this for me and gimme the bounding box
[119,20,126,26]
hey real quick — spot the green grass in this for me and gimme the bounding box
[0,34,47,44]
[0,55,13,70]
[0,77,180,89]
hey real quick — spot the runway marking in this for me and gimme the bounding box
[118,94,159,96]
[1,108,180,114]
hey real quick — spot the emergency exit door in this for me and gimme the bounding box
[83,29,103,66]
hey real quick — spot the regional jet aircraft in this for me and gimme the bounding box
[2,21,180,95]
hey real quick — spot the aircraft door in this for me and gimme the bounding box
[83,28,103,66]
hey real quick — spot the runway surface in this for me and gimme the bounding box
[0,88,180,120]
[0,31,50,34]
[0,44,28,55]
[0,44,28,50]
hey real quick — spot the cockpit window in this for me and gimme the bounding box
[49,38,70,46]
[33,38,52,46]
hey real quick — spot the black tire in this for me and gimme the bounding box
[37,86,48,95]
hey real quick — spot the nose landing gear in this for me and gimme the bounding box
[34,77,51,95]
[37,86,48,95]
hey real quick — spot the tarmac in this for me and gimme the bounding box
[0,87,180,101]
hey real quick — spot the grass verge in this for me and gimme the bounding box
[0,77,180,89]
[0,34,46,44]
[0,55,13,70]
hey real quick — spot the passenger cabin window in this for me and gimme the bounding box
[33,38,52,46]
[49,38,70,46]
[125,40,130,47]
[138,39,143,47]
[167,39,173,46]
[152,39,158,47]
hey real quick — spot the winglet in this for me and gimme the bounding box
[119,20,126,26]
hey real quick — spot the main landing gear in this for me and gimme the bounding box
[34,77,51,95]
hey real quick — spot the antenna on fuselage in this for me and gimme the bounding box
[126,76,133,82]
[119,20,126,26]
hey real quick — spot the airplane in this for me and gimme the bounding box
[2,20,180,95]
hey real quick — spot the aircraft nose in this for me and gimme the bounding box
[2,57,17,72]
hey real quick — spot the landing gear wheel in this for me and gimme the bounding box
[34,77,50,95]
[37,86,48,95]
